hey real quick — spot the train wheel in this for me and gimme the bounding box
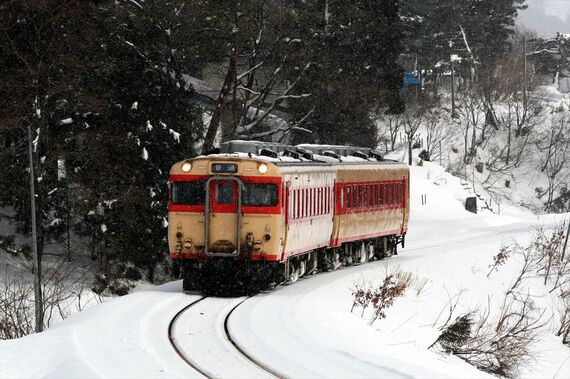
[318,250,332,272]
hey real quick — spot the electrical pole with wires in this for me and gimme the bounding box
[26,124,43,333]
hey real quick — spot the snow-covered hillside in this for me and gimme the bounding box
[1,161,568,379]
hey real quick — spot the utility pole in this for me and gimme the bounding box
[523,35,527,104]
[449,39,457,118]
[451,57,456,118]
[27,124,43,333]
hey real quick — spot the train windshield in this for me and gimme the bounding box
[171,181,206,205]
[242,183,278,206]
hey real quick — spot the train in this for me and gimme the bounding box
[168,141,410,291]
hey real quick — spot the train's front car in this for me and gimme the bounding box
[168,156,284,291]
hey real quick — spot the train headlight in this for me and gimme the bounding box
[258,163,268,174]
[184,239,192,249]
[181,162,192,172]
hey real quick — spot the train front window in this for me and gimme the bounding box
[216,182,234,205]
[171,181,205,205]
[242,183,278,206]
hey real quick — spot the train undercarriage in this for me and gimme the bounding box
[178,234,405,294]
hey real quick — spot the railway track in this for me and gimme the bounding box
[168,296,282,379]
[168,297,210,377]
[223,298,284,378]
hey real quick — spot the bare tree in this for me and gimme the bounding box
[431,286,548,379]
[537,111,570,212]
[375,113,403,152]
[201,1,312,150]
[424,113,457,164]
[555,283,570,344]
[402,107,424,165]
[456,89,484,164]
[0,258,101,339]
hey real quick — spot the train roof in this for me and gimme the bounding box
[200,140,404,167]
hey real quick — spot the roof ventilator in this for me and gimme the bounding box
[283,149,301,159]
[352,151,368,160]
[296,148,314,161]
[368,151,383,161]
[323,150,342,161]
[259,148,279,158]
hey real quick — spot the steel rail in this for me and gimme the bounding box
[168,297,211,378]
[223,297,285,379]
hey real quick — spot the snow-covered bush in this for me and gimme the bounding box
[350,268,424,325]
[431,293,547,379]
[0,273,34,339]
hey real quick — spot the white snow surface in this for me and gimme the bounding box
[1,164,569,379]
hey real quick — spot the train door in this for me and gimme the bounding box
[205,179,241,255]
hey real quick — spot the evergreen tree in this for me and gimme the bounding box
[401,0,527,83]
[0,0,109,261]
[289,0,404,147]
[74,0,205,280]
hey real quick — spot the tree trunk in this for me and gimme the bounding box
[201,52,238,153]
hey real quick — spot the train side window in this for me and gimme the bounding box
[376,184,381,208]
[351,185,355,210]
[307,188,315,217]
[313,188,317,216]
[388,183,393,206]
[298,189,301,218]
[375,184,379,208]
[305,188,309,218]
[396,183,400,206]
[292,190,296,219]
[310,188,314,216]
[307,188,313,217]
[299,188,305,219]
[171,181,206,205]
[307,188,310,217]
[352,185,359,209]
[347,186,351,210]
[394,183,398,206]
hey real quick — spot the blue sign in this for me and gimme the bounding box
[404,72,421,86]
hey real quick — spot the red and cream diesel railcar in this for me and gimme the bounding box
[168,143,409,291]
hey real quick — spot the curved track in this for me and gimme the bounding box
[168,297,209,378]
[223,298,285,378]
[168,296,280,379]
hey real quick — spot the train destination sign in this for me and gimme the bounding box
[211,163,238,174]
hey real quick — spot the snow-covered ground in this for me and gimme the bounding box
[1,162,569,379]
